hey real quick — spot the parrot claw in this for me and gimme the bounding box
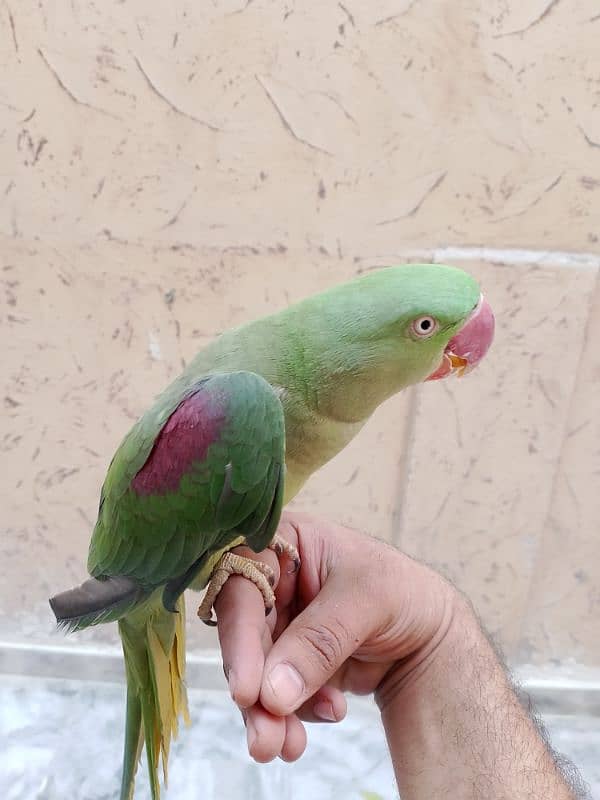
[269,534,301,574]
[196,552,276,626]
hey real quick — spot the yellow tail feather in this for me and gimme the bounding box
[119,593,190,800]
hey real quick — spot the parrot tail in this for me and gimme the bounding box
[118,594,190,800]
[49,575,148,632]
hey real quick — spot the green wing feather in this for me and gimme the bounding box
[87,371,285,594]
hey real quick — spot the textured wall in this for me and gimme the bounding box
[1,0,599,666]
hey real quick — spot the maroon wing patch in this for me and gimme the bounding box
[131,387,227,496]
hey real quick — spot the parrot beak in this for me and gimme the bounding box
[426,294,495,381]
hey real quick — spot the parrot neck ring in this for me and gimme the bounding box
[426,294,495,381]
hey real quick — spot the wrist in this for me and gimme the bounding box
[374,589,477,712]
[373,590,577,800]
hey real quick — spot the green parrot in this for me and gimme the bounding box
[49,263,494,799]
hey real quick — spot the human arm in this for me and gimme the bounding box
[215,513,587,799]
[376,601,581,799]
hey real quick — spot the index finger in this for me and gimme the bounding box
[215,546,279,708]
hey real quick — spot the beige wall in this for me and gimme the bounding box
[1,1,599,667]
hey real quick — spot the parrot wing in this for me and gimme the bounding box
[86,371,285,596]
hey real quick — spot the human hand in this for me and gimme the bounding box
[214,512,460,763]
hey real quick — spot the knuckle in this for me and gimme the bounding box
[299,618,351,673]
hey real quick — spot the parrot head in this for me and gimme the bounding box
[273,262,495,422]
[376,262,495,385]
[312,263,495,394]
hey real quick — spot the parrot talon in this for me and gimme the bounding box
[196,552,276,626]
[269,534,301,574]
[251,559,276,586]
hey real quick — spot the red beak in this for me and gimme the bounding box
[426,295,495,381]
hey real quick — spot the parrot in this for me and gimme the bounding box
[49,263,495,800]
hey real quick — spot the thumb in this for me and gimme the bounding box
[259,581,371,716]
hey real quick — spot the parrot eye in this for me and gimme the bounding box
[411,315,438,338]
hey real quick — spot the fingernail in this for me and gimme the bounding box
[313,700,336,722]
[267,662,304,707]
[246,717,256,752]
[228,669,238,701]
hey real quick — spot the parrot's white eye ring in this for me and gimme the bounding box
[411,315,439,338]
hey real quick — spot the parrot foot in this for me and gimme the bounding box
[197,552,275,626]
[269,534,301,573]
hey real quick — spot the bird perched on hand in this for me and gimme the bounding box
[50,263,494,799]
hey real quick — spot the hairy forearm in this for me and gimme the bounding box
[376,603,583,800]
